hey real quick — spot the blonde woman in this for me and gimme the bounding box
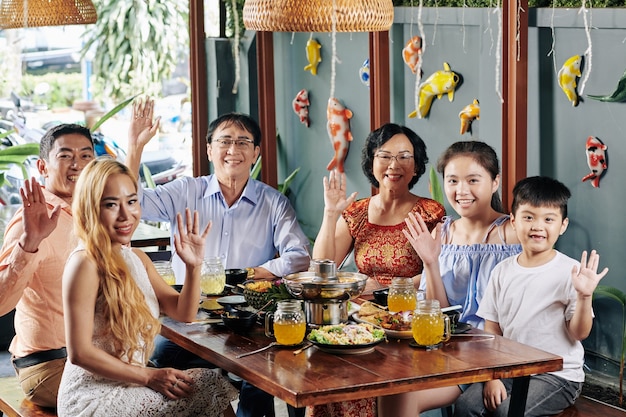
[57,158,237,416]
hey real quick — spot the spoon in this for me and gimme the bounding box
[236,342,278,358]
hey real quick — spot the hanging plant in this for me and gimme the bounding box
[222,0,246,39]
[82,0,188,100]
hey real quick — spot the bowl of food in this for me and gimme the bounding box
[226,268,249,286]
[221,310,257,334]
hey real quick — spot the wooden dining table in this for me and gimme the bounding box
[160,313,563,417]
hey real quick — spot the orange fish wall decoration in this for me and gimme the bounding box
[582,136,608,188]
[326,98,353,173]
[292,89,310,127]
[459,99,480,135]
[402,36,422,74]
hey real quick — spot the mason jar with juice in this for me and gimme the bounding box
[153,260,176,285]
[200,257,226,295]
[387,277,417,312]
[265,300,306,345]
[412,299,451,350]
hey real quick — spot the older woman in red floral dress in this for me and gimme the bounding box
[310,123,445,417]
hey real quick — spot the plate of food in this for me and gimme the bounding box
[307,323,386,354]
[354,301,413,339]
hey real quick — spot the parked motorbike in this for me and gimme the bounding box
[0,93,187,205]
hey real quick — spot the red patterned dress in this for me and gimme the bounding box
[307,196,445,417]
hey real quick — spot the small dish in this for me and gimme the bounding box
[453,322,472,334]
[216,295,248,309]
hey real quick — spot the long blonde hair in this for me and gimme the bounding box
[72,157,159,364]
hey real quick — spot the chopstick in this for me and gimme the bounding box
[451,334,495,338]
[357,298,388,310]
[293,343,313,355]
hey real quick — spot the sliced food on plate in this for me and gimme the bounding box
[308,323,385,345]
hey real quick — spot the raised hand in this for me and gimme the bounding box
[322,169,357,214]
[128,96,160,151]
[571,250,608,297]
[173,209,211,268]
[403,212,442,266]
[19,177,61,252]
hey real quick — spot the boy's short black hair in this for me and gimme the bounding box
[511,176,571,219]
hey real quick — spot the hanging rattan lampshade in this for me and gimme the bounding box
[0,0,97,29]
[243,0,394,32]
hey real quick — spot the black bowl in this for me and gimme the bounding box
[221,310,257,334]
[372,288,389,307]
[226,268,249,286]
[170,284,183,293]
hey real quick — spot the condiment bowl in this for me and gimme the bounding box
[221,310,257,334]
[226,268,249,286]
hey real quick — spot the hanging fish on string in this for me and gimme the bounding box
[402,36,422,74]
[587,68,626,102]
[304,38,322,76]
[326,98,353,173]
[359,58,370,87]
[557,55,583,106]
[292,89,310,127]
[459,99,480,135]
[581,136,608,188]
[409,62,460,119]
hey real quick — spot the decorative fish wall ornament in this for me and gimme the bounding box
[402,36,422,74]
[326,98,353,173]
[408,62,459,119]
[587,68,626,102]
[459,99,480,135]
[557,55,582,106]
[359,58,370,87]
[292,89,310,127]
[582,136,608,188]
[304,38,322,76]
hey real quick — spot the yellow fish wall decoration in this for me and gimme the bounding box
[304,38,322,76]
[459,99,480,135]
[557,55,582,106]
[409,62,460,119]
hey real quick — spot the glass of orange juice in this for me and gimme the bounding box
[265,300,306,345]
[388,277,417,312]
[412,299,451,350]
[154,261,176,285]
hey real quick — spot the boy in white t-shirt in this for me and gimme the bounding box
[454,176,608,417]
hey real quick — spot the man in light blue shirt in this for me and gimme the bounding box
[127,103,310,417]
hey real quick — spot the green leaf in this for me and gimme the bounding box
[0,143,39,156]
[91,94,140,132]
[429,166,444,205]
[594,285,626,306]
[251,156,262,180]
[142,163,157,189]
[0,129,17,140]
[278,167,300,195]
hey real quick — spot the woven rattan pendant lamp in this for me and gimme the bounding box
[0,0,97,29]
[243,0,394,32]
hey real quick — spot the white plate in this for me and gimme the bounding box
[216,295,247,307]
[352,313,413,339]
[309,339,384,355]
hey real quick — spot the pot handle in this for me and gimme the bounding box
[287,282,303,296]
